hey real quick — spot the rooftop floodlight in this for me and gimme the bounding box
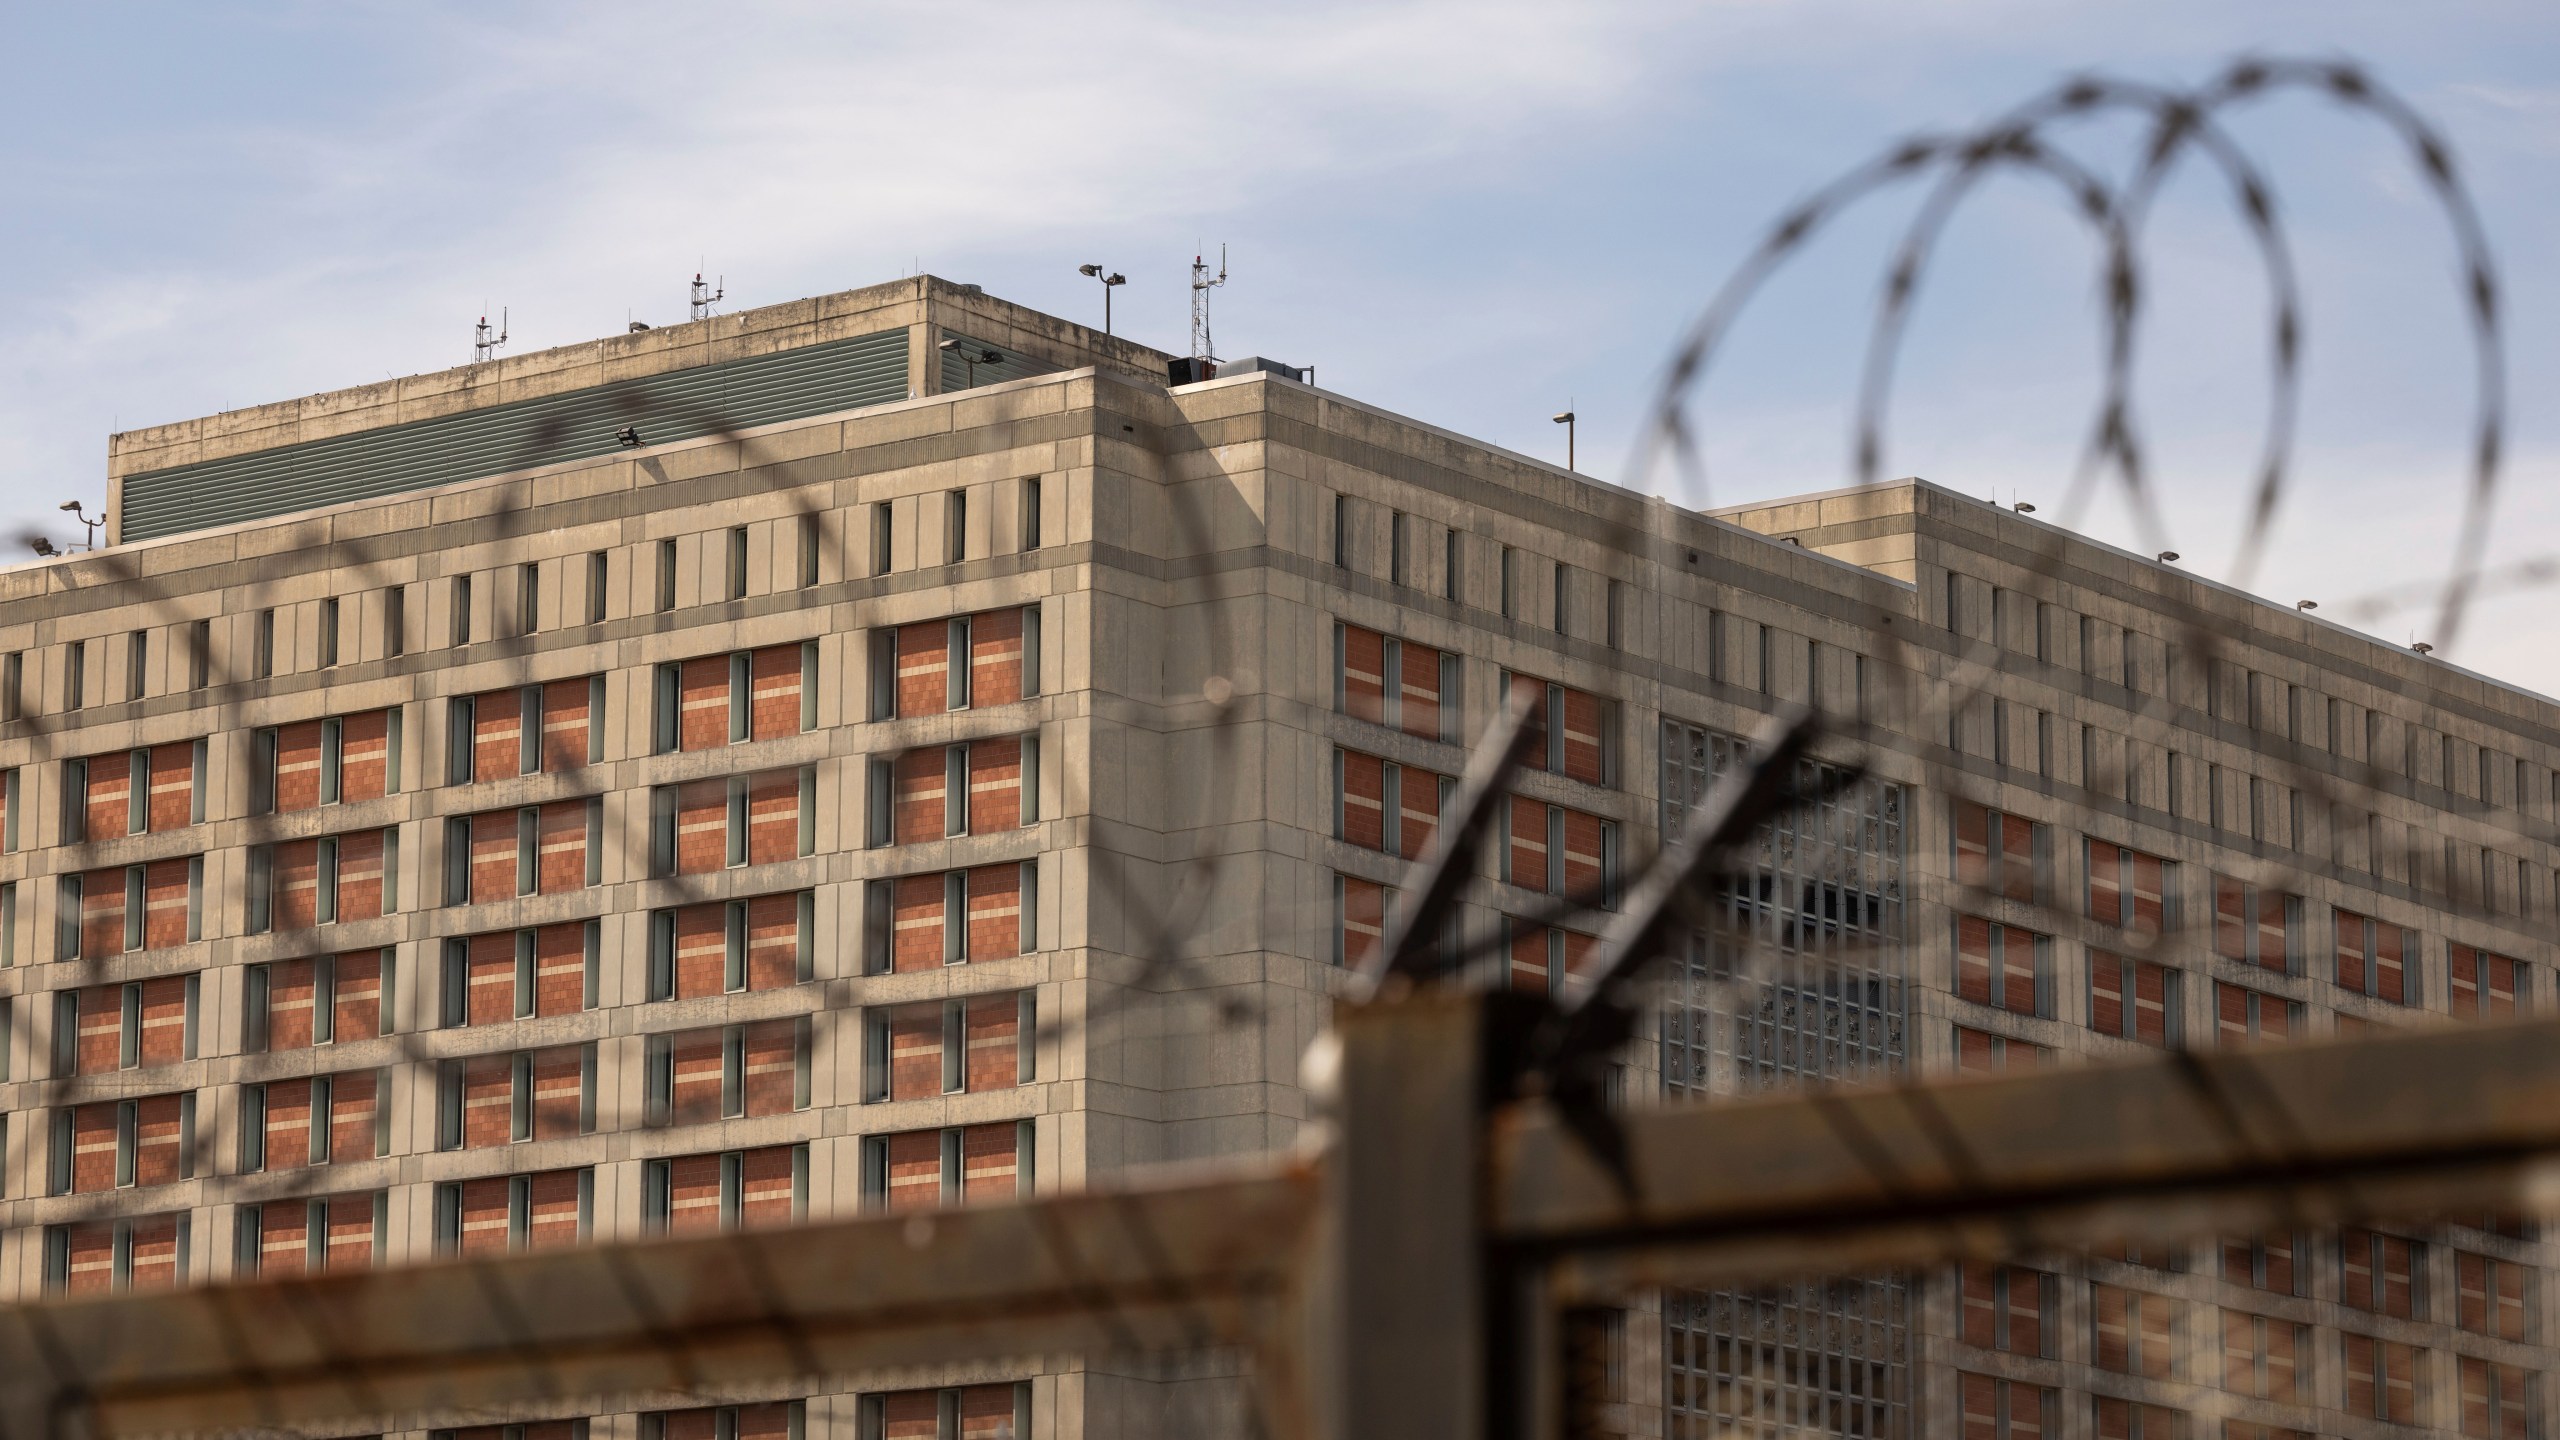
[29,537,58,557]
[1079,264,1128,335]
[59,499,101,550]
[1553,410,1577,472]
[2157,551,2180,563]
[2297,600,2318,611]
[615,427,643,447]
[2412,641,2434,654]
[943,339,1003,389]
[2013,501,2036,513]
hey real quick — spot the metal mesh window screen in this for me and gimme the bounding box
[1658,718,1910,1440]
[1658,719,1907,1095]
[1666,1281,1909,1440]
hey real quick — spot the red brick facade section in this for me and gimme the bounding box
[668,1030,726,1126]
[966,737,1022,834]
[742,1019,799,1116]
[266,954,384,1050]
[276,720,326,811]
[2086,839,2171,933]
[463,1054,515,1148]
[748,769,801,863]
[967,993,1022,1092]
[2451,945,2524,1019]
[896,623,951,718]
[1339,875,1387,970]
[679,655,730,751]
[83,750,133,840]
[531,1047,582,1140]
[469,812,517,903]
[674,779,727,874]
[966,864,1022,962]
[468,932,520,1025]
[1399,636,1445,741]
[329,1070,380,1160]
[338,709,390,801]
[894,748,946,843]
[74,986,122,1073]
[143,858,193,947]
[2088,952,2174,1047]
[1956,917,2041,1016]
[536,799,589,893]
[1954,801,2039,903]
[1958,1372,2047,1440]
[672,903,727,998]
[473,688,526,782]
[2213,873,2294,973]
[2215,981,2294,1045]
[139,973,192,1065]
[78,868,127,959]
[534,924,585,1015]
[2457,1250,2530,1339]
[890,1004,943,1101]
[1953,1026,2047,1075]
[540,679,594,773]
[745,893,801,989]
[884,1130,943,1211]
[1339,751,1385,851]
[2090,1283,2173,1378]
[323,1193,376,1269]
[2220,1309,2303,1402]
[969,607,1026,706]
[961,1121,1018,1199]
[1341,625,1386,725]
[893,874,948,972]
[1958,1264,2046,1354]
[333,830,386,920]
[1508,798,1549,892]
[2335,909,2408,1002]
[750,645,805,740]
[2341,1332,2421,1423]
[664,1153,723,1231]
[2461,1357,2531,1439]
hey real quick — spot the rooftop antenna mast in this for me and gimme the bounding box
[691,270,724,322]
[1190,244,1227,363]
[473,307,509,364]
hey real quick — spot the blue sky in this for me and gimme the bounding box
[3,2,2555,687]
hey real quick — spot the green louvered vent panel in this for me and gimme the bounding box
[120,328,914,542]
[938,331,1058,395]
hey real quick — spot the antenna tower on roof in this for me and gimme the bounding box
[473,307,509,364]
[691,271,724,321]
[1191,244,1227,363]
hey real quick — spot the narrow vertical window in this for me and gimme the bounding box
[587,550,609,624]
[382,589,404,660]
[254,612,274,679]
[872,501,893,575]
[657,539,678,612]
[1332,493,1347,568]
[125,630,147,700]
[946,491,967,565]
[797,516,820,588]
[5,649,23,715]
[727,527,748,601]
[1500,547,1516,619]
[450,576,472,647]
[1553,561,1569,634]
[318,600,339,669]
[1606,581,1623,651]
[1444,527,1460,601]
[1390,512,1407,587]
[1022,476,1043,551]
[518,562,539,635]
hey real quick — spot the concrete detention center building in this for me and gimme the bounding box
[0,274,2554,1438]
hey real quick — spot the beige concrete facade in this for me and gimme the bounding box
[3,279,2556,1439]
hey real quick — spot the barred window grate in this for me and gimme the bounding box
[1658,718,1911,1440]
